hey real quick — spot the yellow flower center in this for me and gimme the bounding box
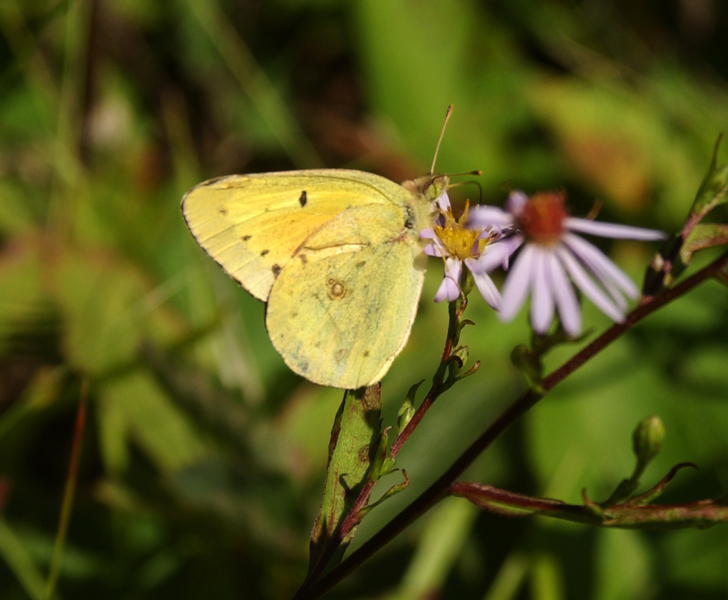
[433,202,490,260]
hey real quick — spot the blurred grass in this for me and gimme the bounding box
[1,0,728,599]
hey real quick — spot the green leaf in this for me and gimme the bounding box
[690,135,728,215]
[681,223,728,263]
[0,519,48,600]
[307,385,382,575]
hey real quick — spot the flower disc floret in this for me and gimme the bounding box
[432,203,489,261]
[420,194,506,309]
[517,191,568,246]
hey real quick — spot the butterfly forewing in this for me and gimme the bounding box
[181,170,410,301]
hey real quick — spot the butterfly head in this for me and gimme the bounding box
[404,174,451,206]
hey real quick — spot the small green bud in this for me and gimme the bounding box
[368,426,391,482]
[633,415,665,467]
[397,400,415,435]
[397,381,423,434]
[511,345,544,392]
[448,346,469,379]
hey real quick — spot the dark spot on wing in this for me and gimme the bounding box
[219,207,228,215]
[327,278,346,300]
[272,264,281,276]
[335,348,347,362]
[299,361,309,373]
[261,249,269,257]
[299,190,307,207]
[363,350,369,357]
[242,234,251,241]
[299,254,308,264]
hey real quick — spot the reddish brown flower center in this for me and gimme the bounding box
[517,191,568,246]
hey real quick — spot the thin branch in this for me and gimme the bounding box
[294,250,728,600]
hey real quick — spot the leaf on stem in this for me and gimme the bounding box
[307,385,382,577]
[644,135,728,295]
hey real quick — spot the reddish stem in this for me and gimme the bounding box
[294,250,728,600]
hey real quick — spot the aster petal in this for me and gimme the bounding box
[506,190,528,214]
[465,258,502,310]
[500,235,524,270]
[565,217,666,241]
[544,251,581,335]
[555,245,625,322]
[467,205,515,229]
[446,258,462,286]
[433,277,450,303]
[499,244,536,322]
[530,248,554,333]
[444,278,460,302]
[420,229,445,257]
[434,258,462,303]
[471,238,517,273]
[435,191,451,211]
[562,233,639,299]
[562,235,629,311]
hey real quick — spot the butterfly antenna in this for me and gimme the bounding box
[430,104,453,175]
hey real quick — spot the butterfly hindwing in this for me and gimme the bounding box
[266,203,427,388]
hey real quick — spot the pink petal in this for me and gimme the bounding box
[544,251,581,335]
[468,206,514,228]
[565,218,666,241]
[499,244,536,322]
[562,234,638,298]
[471,239,516,273]
[506,190,528,214]
[530,248,554,333]
[555,246,624,322]
[435,191,451,211]
[465,258,502,310]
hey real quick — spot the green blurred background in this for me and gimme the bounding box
[1,0,727,598]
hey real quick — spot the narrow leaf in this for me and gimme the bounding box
[307,385,382,575]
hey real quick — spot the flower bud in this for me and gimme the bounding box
[632,415,665,467]
[448,346,469,379]
[397,381,423,434]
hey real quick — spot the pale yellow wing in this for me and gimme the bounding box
[266,203,428,389]
[181,170,415,301]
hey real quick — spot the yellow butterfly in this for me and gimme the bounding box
[182,169,448,389]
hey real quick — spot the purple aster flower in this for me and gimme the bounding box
[420,192,509,309]
[468,190,666,335]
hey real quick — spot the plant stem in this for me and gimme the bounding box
[45,380,88,600]
[295,250,728,600]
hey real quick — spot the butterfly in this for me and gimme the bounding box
[182,169,448,389]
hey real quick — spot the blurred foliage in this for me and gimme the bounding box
[1,0,727,598]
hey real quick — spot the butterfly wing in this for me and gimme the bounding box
[181,170,407,301]
[182,168,434,389]
[266,202,428,389]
